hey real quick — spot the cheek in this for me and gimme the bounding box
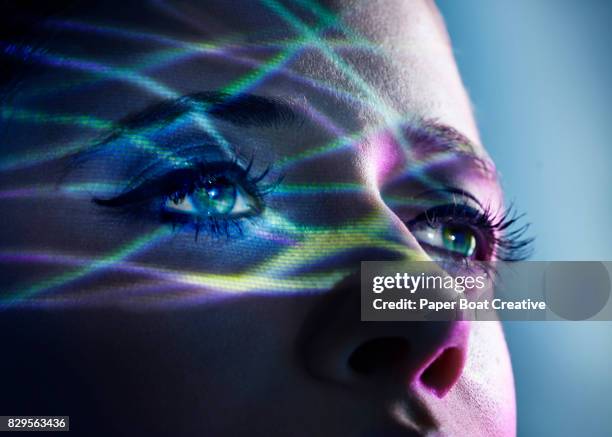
[423,321,516,436]
[459,322,516,436]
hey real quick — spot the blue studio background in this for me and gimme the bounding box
[439,1,612,436]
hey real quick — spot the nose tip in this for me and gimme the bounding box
[300,275,470,399]
[345,328,468,399]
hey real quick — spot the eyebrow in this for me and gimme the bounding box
[83,91,494,178]
[406,118,495,176]
[107,91,299,137]
[64,91,301,174]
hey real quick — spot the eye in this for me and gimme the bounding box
[404,196,534,262]
[163,175,257,218]
[410,222,478,258]
[406,203,495,261]
[93,160,274,238]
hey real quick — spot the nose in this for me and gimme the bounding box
[299,272,470,399]
[293,150,471,399]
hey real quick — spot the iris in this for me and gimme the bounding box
[192,178,237,216]
[441,224,476,257]
[163,173,258,221]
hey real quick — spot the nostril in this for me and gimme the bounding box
[419,347,465,398]
[348,337,410,376]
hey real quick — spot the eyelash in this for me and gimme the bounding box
[94,163,533,259]
[408,202,534,262]
[93,157,278,239]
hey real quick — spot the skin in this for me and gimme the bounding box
[0,1,515,436]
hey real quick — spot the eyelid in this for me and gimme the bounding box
[93,161,254,208]
[406,203,485,228]
[407,201,534,262]
[413,187,485,210]
[93,167,199,207]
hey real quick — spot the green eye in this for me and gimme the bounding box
[441,224,477,257]
[192,179,237,215]
[410,221,479,259]
[163,177,256,218]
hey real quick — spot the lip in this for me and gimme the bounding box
[359,424,446,437]
[359,404,443,437]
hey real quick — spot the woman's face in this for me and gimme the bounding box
[0,1,516,436]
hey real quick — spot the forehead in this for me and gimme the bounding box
[6,0,483,155]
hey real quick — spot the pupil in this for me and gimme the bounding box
[208,187,219,199]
